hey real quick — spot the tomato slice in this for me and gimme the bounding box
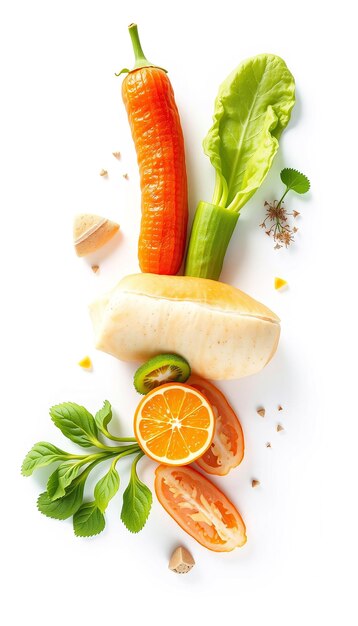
[188,375,244,476]
[155,465,247,552]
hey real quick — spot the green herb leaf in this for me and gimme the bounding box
[121,455,152,533]
[94,400,112,433]
[37,481,85,520]
[21,442,69,476]
[50,402,99,448]
[203,54,295,212]
[73,502,105,537]
[47,460,85,500]
[94,465,120,513]
[280,168,310,194]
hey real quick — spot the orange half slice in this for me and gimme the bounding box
[133,383,215,465]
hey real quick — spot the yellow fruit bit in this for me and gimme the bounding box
[274,277,288,290]
[78,356,92,370]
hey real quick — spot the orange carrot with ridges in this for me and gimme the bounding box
[120,24,188,275]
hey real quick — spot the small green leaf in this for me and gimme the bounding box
[94,465,120,513]
[94,400,112,433]
[47,461,85,500]
[37,482,85,520]
[50,402,99,448]
[21,442,69,476]
[280,168,310,194]
[73,502,105,537]
[121,456,152,533]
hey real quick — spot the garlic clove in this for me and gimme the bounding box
[73,214,120,257]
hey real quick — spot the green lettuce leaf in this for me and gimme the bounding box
[203,54,295,212]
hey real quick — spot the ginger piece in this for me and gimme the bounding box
[169,546,195,574]
[73,214,119,257]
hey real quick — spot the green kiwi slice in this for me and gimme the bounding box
[134,354,191,395]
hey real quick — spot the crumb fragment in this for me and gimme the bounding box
[91,265,99,273]
[277,424,284,432]
[251,479,260,488]
[112,151,121,160]
[169,546,195,574]
[266,442,271,448]
[78,356,92,370]
[278,404,283,411]
[257,407,265,417]
[274,277,288,290]
[123,173,129,180]
[99,169,108,177]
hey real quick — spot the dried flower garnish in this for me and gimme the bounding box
[112,151,121,159]
[251,479,260,488]
[257,407,265,417]
[277,424,284,432]
[261,168,310,248]
[91,265,99,273]
[99,169,108,177]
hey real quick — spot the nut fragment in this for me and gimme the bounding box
[257,407,265,417]
[112,151,121,159]
[91,265,99,273]
[277,424,284,432]
[251,479,260,488]
[78,356,92,370]
[73,214,120,257]
[169,546,195,574]
[99,169,108,177]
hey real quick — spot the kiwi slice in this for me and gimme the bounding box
[134,354,191,395]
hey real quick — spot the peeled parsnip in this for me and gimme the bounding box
[89,273,280,381]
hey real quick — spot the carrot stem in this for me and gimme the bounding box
[128,23,152,69]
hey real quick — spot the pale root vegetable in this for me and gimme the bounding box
[73,214,119,257]
[89,273,280,381]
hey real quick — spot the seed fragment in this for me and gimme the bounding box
[278,405,283,411]
[251,479,260,488]
[112,151,121,159]
[277,424,284,432]
[123,173,129,180]
[91,265,99,273]
[266,442,271,448]
[99,169,108,177]
[169,546,195,574]
[257,407,265,417]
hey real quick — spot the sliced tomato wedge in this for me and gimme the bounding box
[155,465,247,552]
[188,375,244,476]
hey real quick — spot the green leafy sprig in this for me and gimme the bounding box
[22,401,152,538]
[260,168,310,248]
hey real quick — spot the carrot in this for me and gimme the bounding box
[120,24,188,275]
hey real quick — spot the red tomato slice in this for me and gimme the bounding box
[188,375,244,476]
[155,465,246,551]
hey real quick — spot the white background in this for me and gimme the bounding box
[1,0,357,624]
